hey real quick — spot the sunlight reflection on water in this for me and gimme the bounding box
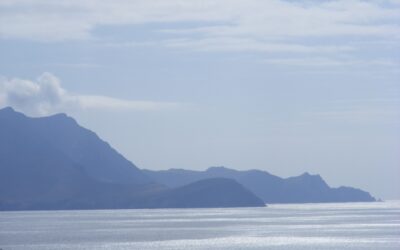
[1,201,399,250]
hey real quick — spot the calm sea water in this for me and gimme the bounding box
[1,201,399,250]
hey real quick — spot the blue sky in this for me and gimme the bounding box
[0,0,399,199]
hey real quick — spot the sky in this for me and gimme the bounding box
[0,0,399,199]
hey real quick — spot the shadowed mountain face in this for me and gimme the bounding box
[143,167,376,203]
[0,107,265,210]
[137,178,265,208]
[14,109,151,185]
[0,107,155,210]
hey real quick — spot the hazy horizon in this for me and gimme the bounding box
[0,0,399,200]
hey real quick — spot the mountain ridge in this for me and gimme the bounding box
[143,166,376,203]
[0,107,266,210]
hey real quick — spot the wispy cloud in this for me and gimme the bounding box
[263,58,400,68]
[163,37,354,53]
[0,73,179,116]
[0,1,399,52]
[50,63,102,69]
[303,98,400,124]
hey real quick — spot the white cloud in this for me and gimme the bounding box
[0,73,179,116]
[0,0,399,54]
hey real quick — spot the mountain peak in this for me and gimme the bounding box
[0,107,71,121]
[42,112,76,124]
[0,106,18,115]
[151,177,265,208]
[301,172,311,176]
[50,112,68,118]
[0,106,26,119]
[299,172,323,179]
[1,107,152,186]
[207,166,232,172]
[0,106,15,112]
[295,172,325,183]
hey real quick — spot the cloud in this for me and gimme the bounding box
[262,58,400,68]
[303,98,400,124]
[0,73,179,116]
[0,0,399,52]
[163,37,354,53]
[0,1,399,75]
[50,63,102,69]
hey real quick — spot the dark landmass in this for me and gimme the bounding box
[0,107,265,210]
[0,106,374,210]
[143,166,376,203]
[137,178,265,208]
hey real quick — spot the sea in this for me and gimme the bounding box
[1,201,399,250]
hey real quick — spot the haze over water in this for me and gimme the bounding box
[1,201,399,250]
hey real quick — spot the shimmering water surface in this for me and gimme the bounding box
[1,201,399,249]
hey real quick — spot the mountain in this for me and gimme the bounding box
[143,166,376,203]
[136,178,265,208]
[0,107,157,210]
[0,107,265,210]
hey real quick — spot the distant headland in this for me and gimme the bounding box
[0,107,375,211]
